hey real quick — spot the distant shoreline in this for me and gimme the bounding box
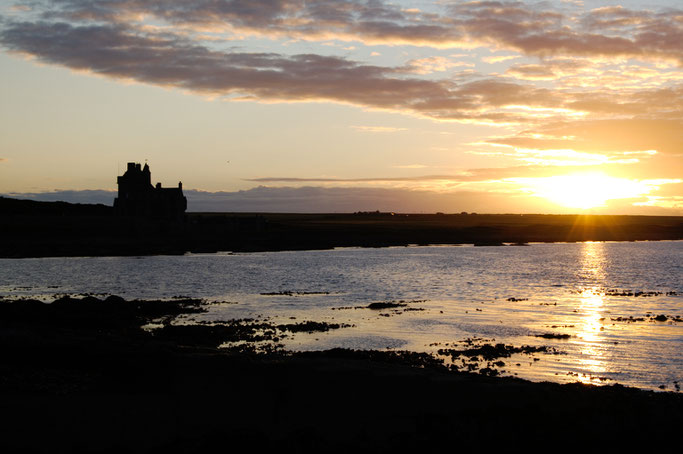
[1,197,682,258]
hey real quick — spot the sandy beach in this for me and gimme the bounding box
[1,295,680,452]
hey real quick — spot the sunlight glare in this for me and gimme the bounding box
[521,173,651,209]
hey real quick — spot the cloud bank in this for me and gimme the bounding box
[4,186,680,215]
[36,1,683,65]
[1,1,680,126]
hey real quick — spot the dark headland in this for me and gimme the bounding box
[1,196,681,257]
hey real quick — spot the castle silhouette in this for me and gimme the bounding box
[114,162,186,220]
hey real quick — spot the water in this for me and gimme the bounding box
[1,241,681,391]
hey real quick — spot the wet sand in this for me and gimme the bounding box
[1,296,681,452]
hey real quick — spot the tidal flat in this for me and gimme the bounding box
[1,295,681,452]
[3,241,681,391]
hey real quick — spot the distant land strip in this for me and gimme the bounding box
[1,197,681,258]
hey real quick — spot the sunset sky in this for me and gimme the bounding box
[1,0,681,213]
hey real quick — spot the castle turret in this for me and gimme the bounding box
[142,163,151,186]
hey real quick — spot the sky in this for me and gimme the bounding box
[0,0,681,214]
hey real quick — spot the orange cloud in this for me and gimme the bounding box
[492,119,683,155]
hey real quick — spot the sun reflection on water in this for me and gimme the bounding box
[574,242,610,384]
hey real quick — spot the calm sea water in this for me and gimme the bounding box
[1,241,681,391]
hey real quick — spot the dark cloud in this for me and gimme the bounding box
[4,186,537,213]
[185,186,551,213]
[453,2,683,65]
[567,85,683,118]
[49,0,466,45]
[0,19,567,122]
[245,174,492,183]
[43,0,683,64]
[5,187,679,215]
[52,0,292,27]
[2,189,116,205]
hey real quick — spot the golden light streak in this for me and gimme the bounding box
[514,172,655,209]
[574,242,608,384]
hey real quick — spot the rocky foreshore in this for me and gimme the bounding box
[1,295,681,452]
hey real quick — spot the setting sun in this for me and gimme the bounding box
[519,173,652,209]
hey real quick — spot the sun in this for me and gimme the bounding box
[522,173,651,210]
